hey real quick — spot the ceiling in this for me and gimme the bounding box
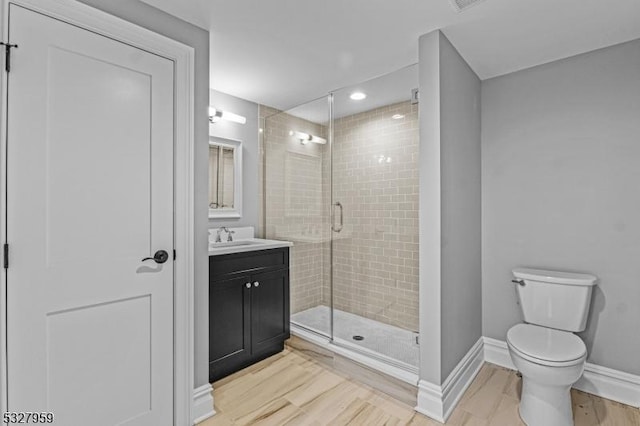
[285,64,418,124]
[140,0,640,111]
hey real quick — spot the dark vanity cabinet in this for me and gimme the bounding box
[209,247,290,381]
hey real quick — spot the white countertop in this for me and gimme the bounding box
[208,238,293,256]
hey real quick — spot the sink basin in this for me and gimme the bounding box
[208,237,293,256]
[209,240,264,249]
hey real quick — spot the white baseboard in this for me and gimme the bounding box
[292,329,639,425]
[575,363,640,408]
[416,335,639,424]
[415,380,446,423]
[482,336,640,408]
[440,338,485,419]
[192,383,215,425]
[483,337,515,370]
[415,337,484,422]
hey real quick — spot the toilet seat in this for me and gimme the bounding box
[507,324,586,367]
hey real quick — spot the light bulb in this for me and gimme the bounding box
[350,92,367,101]
[208,106,246,124]
[221,110,246,124]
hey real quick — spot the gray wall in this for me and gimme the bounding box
[482,39,640,375]
[419,30,482,384]
[208,90,260,230]
[439,34,482,382]
[77,0,211,387]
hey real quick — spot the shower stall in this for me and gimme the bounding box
[262,65,419,373]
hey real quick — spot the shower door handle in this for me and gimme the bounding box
[332,201,343,232]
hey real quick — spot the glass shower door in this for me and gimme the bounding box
[330,65,420,369]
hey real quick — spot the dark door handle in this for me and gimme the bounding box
[142,250,169,264]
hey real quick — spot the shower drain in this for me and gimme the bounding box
[352,335,364,341]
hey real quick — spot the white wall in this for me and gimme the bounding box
[76,0,211,387]
[419,30,482,384]
[208,90,260,231]
[482,38,640,375]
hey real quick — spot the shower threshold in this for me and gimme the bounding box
[290,306,419,385]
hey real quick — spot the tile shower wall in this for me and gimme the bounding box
[332,101,419,331]
[261,105,331,315]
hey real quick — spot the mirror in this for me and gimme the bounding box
[209,137,242,219]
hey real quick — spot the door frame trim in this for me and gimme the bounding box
[0,0,196,423]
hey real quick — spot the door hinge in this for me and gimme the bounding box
[1,41,18,73]
[173,249,176,261]
[3,243,8,269]
[411,88,419,104]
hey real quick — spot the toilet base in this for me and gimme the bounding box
[519,378,573,426]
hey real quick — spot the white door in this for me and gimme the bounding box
[5,4,174,425]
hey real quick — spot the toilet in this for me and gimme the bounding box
[507,268,598,426]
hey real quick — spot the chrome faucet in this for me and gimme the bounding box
[215,227,229,243]
[214,227,235,242]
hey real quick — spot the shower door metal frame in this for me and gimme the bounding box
[328,93,335,342]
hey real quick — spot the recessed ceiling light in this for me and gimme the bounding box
[392,114,405,120]
[349,92,367,101]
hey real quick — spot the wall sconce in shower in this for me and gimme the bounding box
[209,107,246,124]
[289,130,327,145]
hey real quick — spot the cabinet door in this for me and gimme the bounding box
[209,275,251,381]
[250,269,290,355]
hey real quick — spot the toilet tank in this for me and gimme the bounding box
[513,268,598,332]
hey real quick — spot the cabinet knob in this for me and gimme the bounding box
[253,281,260,287]
[245,283,251,288]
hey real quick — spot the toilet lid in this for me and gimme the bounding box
[507,324,586,363]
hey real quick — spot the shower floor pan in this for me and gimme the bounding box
[291,305,419,369]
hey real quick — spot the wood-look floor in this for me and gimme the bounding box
[198,348,640,426]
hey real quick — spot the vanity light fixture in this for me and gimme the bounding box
[208,107,247,124]
[349,92,367,101]
[289,130,327,145]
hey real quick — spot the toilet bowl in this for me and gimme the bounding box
[507,323,587,426]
